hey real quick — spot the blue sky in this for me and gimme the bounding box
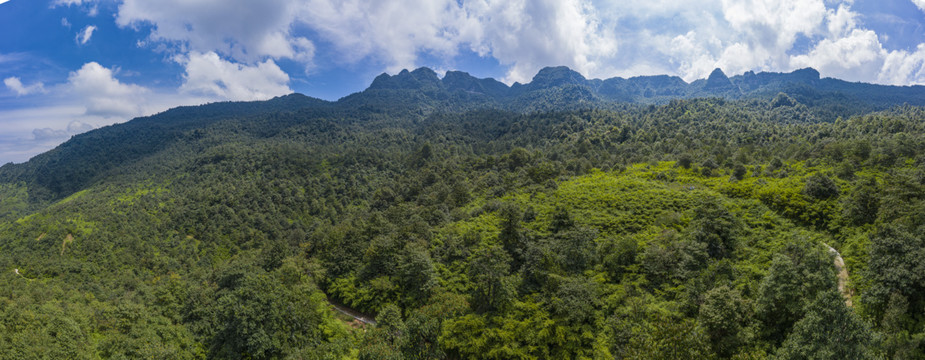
[2,0,925,164]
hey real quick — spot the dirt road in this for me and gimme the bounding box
[824,243,853,307]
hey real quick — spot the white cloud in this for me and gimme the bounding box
[116,0,313,63]
[585,0,925,85]
[299,0,618,83]
[459,0,619,83]
[113,0,617,84]
[4,77,47,96]
[67,62,149,118]
[52,0,99,16]
[912,0,925,12]
[826,4,858,37]
[300,0,469,71]
[879,44,925,85]
[33,0,925,93]
[619,0,831,80]
[292,0,895,84]
[76,25,96,45]
[791,29,884,82]
[177,51,291,101]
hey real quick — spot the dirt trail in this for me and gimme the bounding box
[327,298,377,326]
[13,268,31,281]
[824,243,853,307]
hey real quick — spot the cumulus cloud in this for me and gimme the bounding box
[791,29,884,82]
[300,0,468,70]
[67,62,148,118]
[116,0,313,63]
[177,51,291,101]
[76,25,96,45]
[4,77,47,96]
[880,44,925,85]
[459,0,618,83]
[297,0,617,83]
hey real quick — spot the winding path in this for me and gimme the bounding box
[824,243,853,307]
[12,268,32,281]
[327,298,377,326]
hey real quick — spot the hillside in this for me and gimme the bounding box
[1,67,925,359]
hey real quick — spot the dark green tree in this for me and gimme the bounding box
[756,240,836,344]
[776,289,872,360]
[803,173,840,200]
[468,244,516,313]
[688,199,738,259]
[864,224,925,320]
[698,285,748,357]
[841,177,879,225]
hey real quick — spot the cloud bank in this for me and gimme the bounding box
[102,0,925,85]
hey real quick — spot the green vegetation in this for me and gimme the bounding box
[2,68,925,358]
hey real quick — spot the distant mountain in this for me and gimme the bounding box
[355,65,925,110]
[3,65,924,201]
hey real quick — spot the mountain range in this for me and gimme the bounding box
[361,65,925,109]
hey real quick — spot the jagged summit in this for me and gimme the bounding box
[790,67,821,82]
[368,67,441,91]
[355,65,923,109]
[526,66,588,89]
[442,70,509,97]
[705,68,733,89]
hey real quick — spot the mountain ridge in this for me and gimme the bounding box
[360,65,925,105]
[2,65,924,200]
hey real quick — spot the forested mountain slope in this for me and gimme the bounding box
[1,67,925,359]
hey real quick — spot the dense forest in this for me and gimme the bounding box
[1,67,925,359]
